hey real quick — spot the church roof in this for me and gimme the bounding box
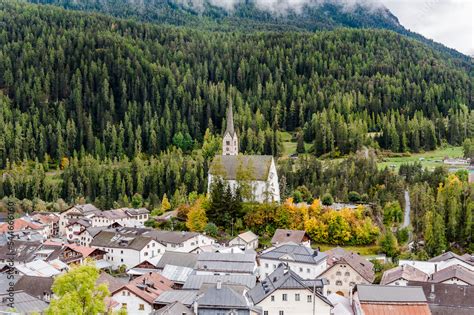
[209,155,273,181]
[224,102,235,137]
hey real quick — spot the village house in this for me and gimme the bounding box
[59,203,101,235]
[259,244,327,280]
[90,207,149,228]
[30,212,60,237]
[381,264,429,286]
[195,252,258,276]
[352,284,431,315]
[208,103,280,203]
[399,251,474,274]
[428,264,474,286]
[247,264,332,315]
[77,226,103,247]
[271,229,311,247]
[111,272,174,315]
[229,230,259,250]
[0,240,43,266]
[90,229,164,269]
[318,247,375,297]
[183,274,257,290]
[0,218,49,239]
[13,275,54,303]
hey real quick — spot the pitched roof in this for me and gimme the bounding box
[15,259,64,277]
[234,230,258,243]
[31,213,59,224]
[62,203,101,215]
[271,229,309,245]
[429,251,474,266]
[90,230,154,250]
[259,243,327,265]
[209,155,273,181]
[324,247,375,282]
[247,264,330,306]
[224,101,235,137]
[154,290,199,306]
[13,275,54,298]
[156,252,198,269]
[0,291,48,313]
[0,274,21,294]
[408,281,474,312]
[113,272,174,304]
[429,264,474,285]
[381,264,429,285]
[356,284,427,302]
[197,284,249,309]
[161,265,194,283]
[360,303,431,315]
[196,252,256,274]
[96,272,128,292]
[0,218,43,233]
[183,274,257,290]
[151,301,193,315]
[0,240,42,262]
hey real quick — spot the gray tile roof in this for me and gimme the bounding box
[0,240,42,262]
[0,274,21,294]
[271,229,309,245]
[356,284,427,302]
[429,264,474,285]
[151,301,193,315]
[156,252,198,269]
[429,251,474,266]
[154,290,199,306]
[196,252,256,274]
[408,281,474,311]
[209,155,273,181]
[183,275,257,290]
[247,264,330,306]
[13,275,53,299]
[63,203,101,215]
[90,230,154,250]
[197,284,249,309]
[259,244,327,265]
[0,291,48,313]
[381,264,429,285]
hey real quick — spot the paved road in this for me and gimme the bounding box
[402,189,411,228]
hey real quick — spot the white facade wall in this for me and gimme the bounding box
[112,288,152,315]
[255,288,331,315]
[259,259,327,280]
[319,263,371,297]
[101,240,165,269]
[162,235,215,253]
[223,133,238,156]
[229,237,259,250]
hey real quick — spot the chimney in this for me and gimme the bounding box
[401,265,404,271]
[429,284,436,301]
[193,301,198,314]
[216,280,222,290]
[434,264,438,273]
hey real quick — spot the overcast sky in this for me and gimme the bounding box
[382,0,473,55]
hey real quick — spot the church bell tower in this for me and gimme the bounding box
[222,102,238,156]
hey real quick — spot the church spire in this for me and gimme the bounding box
[225,101,235,136]
[223,101,238,155]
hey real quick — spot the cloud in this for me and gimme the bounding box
[175,0,385,15]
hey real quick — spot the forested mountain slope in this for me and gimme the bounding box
[27,0,471,63]
[0,0,472,169]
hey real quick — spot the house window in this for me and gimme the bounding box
[264,312,268,315]
[295,294,300,301]
[350,282,355,287]
[122,291,126,296]
[282,294,287,301]
[345,272,350,277]
[121,303,127,309]
[299,267,303,272]
[226,141,230,145]
[138,304,145,310]
[307,268,310,273]
[144,252,148,256]
[121,258,123,262]
[336,271,342,276]
[279,311,284,315]
[271,295,275,302]
[265,263,269,268]
[327,280,330,285]
[336,280,343,286]
[307,295,312,303]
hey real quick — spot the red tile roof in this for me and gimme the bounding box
[0,218,43,233]
[361,303,432,315]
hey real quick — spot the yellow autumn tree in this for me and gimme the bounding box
[186,197,208,232]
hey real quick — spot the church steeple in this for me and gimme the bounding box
[223,102,238,155]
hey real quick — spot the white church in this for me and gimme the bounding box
[207,103,280,203]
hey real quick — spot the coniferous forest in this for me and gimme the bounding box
[0,0,473,252]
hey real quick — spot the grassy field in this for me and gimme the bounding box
[313,243,380,256]
[280,131,312,157]
[377,146,464,171]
